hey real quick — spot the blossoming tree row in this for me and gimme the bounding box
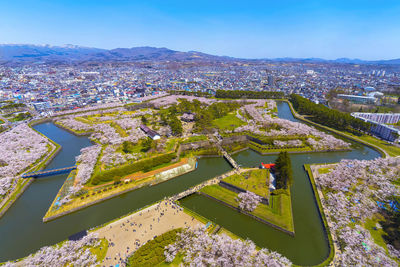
[0,124,51,200]
[165,227,292,266]
[234,101,350,150]
[4,233,102,266]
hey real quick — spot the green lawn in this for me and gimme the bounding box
[165,138,178,151]
[110,122,128,137]
[216,228,241,240]
[318,167,333,174]
[180,205,209,224]
[181,135,208,144]
[200,184,293,232]
[212,113,246,131]
[364,216,388,253]
[200,184,239,206]
[88,238,109,262]
[223,169,269,199]
[116,140,145,155]
[75,116,92,124]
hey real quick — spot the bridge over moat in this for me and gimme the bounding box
[22,165,77,178]
[209,133,240,170]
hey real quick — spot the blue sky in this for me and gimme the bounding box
[1,0,400,59]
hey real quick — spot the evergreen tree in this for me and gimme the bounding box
[274,151,293,189]
[141,115,148,124]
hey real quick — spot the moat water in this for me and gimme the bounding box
[0,102,380,265]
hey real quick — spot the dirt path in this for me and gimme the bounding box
[95,200,202,267]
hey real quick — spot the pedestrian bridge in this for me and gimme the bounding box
[22,165,77,178]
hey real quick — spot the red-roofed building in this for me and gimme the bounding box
[261,163,275,169]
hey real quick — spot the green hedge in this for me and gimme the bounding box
[127,228,181,267]
[90,153,176,185]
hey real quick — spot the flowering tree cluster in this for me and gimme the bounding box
[150,95,215,108]
[115,117,142,130]
[56,110,155,190]
[336,225,398,266]
[0,124,50,177]
[56,117,93,132]
[100,144,140,168]
[75,145,102,186]
[236,191,262,212]
[0,124,50,199]
[315,157,400,265]
[56,145,102,204]
[234,101,350,150]
[4,233,101,267]
[0,177,16,199]
[57,110,149,146]
[164,227,292,266]
[266,100,277,111]
[273,139,303,147]
[91,123,121,144]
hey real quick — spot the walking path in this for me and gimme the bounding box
[95,199,202,267]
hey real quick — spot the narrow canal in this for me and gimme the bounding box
[0,102,380,265]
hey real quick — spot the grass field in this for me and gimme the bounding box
[88,238,109,262]
[355,134,400,157]
[200,184,293,232]
[212,113,246,131]
[223,169,269,199]
[165,138,178,151]
[318,167,333,174]
[216,228,241,240]
[181,135,208,144]
[364,215,388,253]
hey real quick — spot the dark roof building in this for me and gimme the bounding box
[140,124,161,140]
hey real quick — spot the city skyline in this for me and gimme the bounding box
[1,0,400,60]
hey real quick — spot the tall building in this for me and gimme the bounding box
[267,75,275,87]
[352,113,400,125]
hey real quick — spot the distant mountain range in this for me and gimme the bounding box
[269,57,400,65]
[0,44,231,64]
[0,44,399,65]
